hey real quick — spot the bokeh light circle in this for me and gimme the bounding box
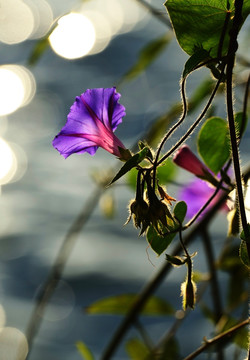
[83,11,112,55]
[0,65,36,116]
[25,0,54,39]
[0,305,6,329]
[0,138,17,185]
[0,69,24,116]
[36,280,75,321]
[0,327,28,360]
[0,0,34,44]
[80,0,124,36]
[49,13,96,59]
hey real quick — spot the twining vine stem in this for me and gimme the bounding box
[155,64,226,167]
[183,318,249,360]
[152,76,188,189]
[225,0,250,259]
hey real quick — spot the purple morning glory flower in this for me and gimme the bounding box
[53,87,126,158]
[179,178,228,219]
[173,145,229,219]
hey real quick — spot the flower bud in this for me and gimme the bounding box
[173,145,220,187]
[126,199,150,235]
[146,180,174,233]
[181,278,197,310]
[173,145,210,178]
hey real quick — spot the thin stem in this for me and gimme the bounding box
[225,0,250,258]
[183,319,249,360]
[201,229,223,321]
[153,77,188,189]
[217,9,231,60]
[240,73,250,141]
[157,65,225,167]
[178,223,189,258]
[201,229,224,360]
[135,0,171,27]
[135,320,154,350]
[183,171,231,230]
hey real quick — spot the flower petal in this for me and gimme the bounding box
[173,145,210,178]
[180,179,211,219]
[80,87,126,131]
[52,134,98,158]
[179,178,229,219]
[61,96,99,136]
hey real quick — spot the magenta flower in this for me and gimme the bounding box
[53,87,126,158]
[173,145,210,178]
[173,145,229,219]
[179,178,229,219]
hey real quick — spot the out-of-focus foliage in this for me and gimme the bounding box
[85,294,174,316]
[76,341,95,360]
[120,33,172,83]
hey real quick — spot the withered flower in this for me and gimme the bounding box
[125,170,150,235]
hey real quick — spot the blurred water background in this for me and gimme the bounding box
[0,0,249,359]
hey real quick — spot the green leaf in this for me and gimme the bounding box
[240,224,250,242]
[165,0,250,58]
[121,34,172,82]
[147,225,176,256]
[146,201,187,255]
[86,294,174,316]
[173,201,187,223]
[183,48,210,78]
[233,325,249,350]
[76,341,95,360]
[138,141,146,150]
[235,112,248,139]
[166,254,186,266]
[108,147,150,185]
[126,168,138,190]
[198,117,230,174]
[125,338,150,360]
[239,240,250,268]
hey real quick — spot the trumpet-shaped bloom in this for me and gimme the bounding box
[173,145,230,219]
[173,145,210,178]
[53,87,126,158]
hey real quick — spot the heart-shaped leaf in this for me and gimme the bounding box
[146,201,187,255]
[198,117,230,174]
[165,0,250,58]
